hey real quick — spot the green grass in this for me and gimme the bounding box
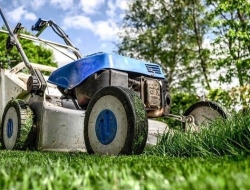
[148,109,250,157]
[1,151,250,190]
[1,109,250,190]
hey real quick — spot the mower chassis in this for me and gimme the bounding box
[29,95,167,152]
[0,64,167,151]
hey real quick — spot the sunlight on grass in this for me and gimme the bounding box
[0,109,250,189]
[1,151,250,190]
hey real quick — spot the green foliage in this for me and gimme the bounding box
[0,30,57,69]
[206,0,250,86]
[117,0,212,92]
[118,0,250,109]
[150,109,250,157]
[208,86,250,112]
[208,88,232,110]
[170,92,200,115]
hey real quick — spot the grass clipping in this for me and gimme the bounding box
[148,109,250,157]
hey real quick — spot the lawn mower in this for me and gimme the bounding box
[0,7,226,155]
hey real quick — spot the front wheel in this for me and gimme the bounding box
[84,86,148,155]
[183,101,227,131]
[1,100,35,150]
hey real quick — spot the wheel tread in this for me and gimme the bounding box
[84,86,148,155]
[1,99,35,150]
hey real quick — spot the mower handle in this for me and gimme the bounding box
[0,7,35,75]
[32,18,83,59]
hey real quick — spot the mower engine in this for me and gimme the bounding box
[74,70,171,118]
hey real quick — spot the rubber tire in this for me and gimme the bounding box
[84,86,148,155]
[1,100,35,150]
[182,101,227,131]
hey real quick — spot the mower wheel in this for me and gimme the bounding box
[182,101,227,131]
[84,86,148,155]
[1,100,35,150]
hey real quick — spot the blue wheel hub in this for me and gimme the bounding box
[7,119,14,138]
[95,109,117,145]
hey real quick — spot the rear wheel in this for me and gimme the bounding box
[1,100,35,150]
[84,86,148,155]
[183,101,227,131]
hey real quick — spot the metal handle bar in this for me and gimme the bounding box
[0,7,35,75]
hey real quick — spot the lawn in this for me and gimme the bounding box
[1,110,250,190]
[1,151,250,190]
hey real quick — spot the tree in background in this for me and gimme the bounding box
[117,0,250,111]
[0,30,57,69]
[117,0,212,94]
[206,0,250,108]
[207,0,250,86]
